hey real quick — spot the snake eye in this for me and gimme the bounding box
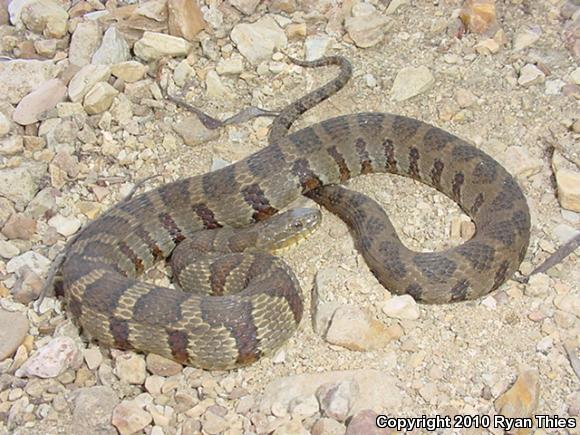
[292,221,303,229]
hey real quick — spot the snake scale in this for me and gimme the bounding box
[61,57,530,369]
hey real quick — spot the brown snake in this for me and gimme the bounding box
[60,57,530,369]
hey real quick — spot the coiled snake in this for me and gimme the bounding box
[60,57,530,369]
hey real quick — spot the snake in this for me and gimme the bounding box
[60,57,531,370]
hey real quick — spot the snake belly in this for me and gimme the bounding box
[61,112,530,369]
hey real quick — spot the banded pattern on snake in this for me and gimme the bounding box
[60,57,530,369]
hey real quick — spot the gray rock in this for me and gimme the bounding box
[345,14,390,48]
[173,114,220,146]
[70,386,119,435]
[0,309,29,361]
[112,400,153,435]
[68,64,112,103]
[91,26,130,65]
[0,166,40,209]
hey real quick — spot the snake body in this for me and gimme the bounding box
[61,58,530,369]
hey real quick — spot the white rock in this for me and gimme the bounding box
[501,146,542,178]
[351,2,376,17]
[174,60,194,87]
[205,70,227,98]
[545,79,565,95]
[230,15,287,65]
[552,223,579,245]
[111,61,148,83]
[571,67,580,85]
[0,113,11,137]
[15,336,79,378]
[390,65,435,101]
[555,169,580,212]
[381,294,420,320]
[6,251,50,275]
[513,26,542,51]
[518,64,545,87]
[554,294,580,317]
[229,0,260,15]
[216,56,243,75]
[305,35,331,61]
[12,78,66,125]
[0,240,20,259]
[83,82,119,115]
[0,309,29,360]
[91,26,130,65]
[345,14,390,48]
[21,0,68,38]
[134,31,192,61]
[386,0,410,14]
[69,21,102,67]
[47,214,82,237]
[68,64,112,102]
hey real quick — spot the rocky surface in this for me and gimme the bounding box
[0,0,578,434]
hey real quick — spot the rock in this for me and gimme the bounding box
[0,240,20,259]
[474,38,500,54]
[230,15,287,65]
[0,135,23,155]
[216,56,243,75]
[317,380,358,422]
[286,22,306,39]
[12,265,43,304]
[111,61,148,83]
[6,250,50,275]
[134,31,192,61]
[168,0,205,41]
[71,386,119,434]
[381,294,420,320]
[345,409,384,435]
[83,82,119,114]
[68,64,112,102]
[545,79,565,95]
[114,353,146,385]
[202,409,229,434]
[173,114,220,146]
[344,14,390,48]
[553,223,579,245]
[312,418,346,435]
[305,35,331,61]
[145,353,182,377]
[0,309,29,361]
[518,64,545,87]
[555,169,580,212]
[288,394,319,418]
[0,59,59,104]
[494,370,539,435]
[12,78,66,125]
[47,214,81,237]
[571,67,580,85]
[205,70,227,98]
[91,26,130,65]
[272,420,309,435]
[83,347,103,370]
[112,400,152,435]
[513,26,542,51]
[554,294,580,317]
[260,370,402,416]
[386,0,409,15]
[0,113,11,137]
[325,306,396,351]
[459,0,497,34]
[21,0,68,38]
[230,0,260,15]
[26,188,56,219]
[390,65,435,101]
[0,166,40,209]
[15,336,80,378]
[501,146,542,178]
[1,213,36,240]
[69,21,102,67]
